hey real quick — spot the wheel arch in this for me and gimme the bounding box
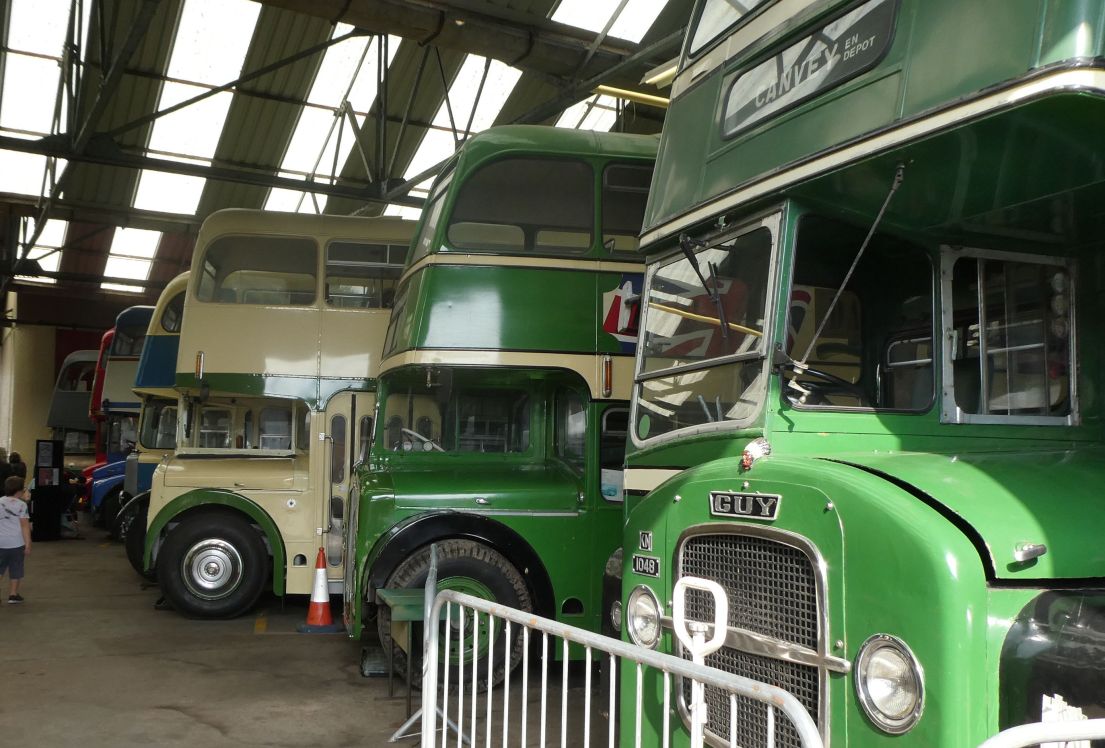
[366,511,555,618]
[145,489,288,595]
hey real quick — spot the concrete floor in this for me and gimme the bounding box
[0,521,415,747]
[0,518,607,747]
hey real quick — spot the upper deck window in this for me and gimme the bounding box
[57,360,95,392]
[111,327,147,357]
[408,167,455,268]
[447,157,594,256]
[196,236,317,306]
[160,291,185,333]
[325,241,407,309]
[602,163,654,254]
[688,0,772,56]
[942,251,1075,424]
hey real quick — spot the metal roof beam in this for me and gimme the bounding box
[0,134,423,208]
[254,0,643,85]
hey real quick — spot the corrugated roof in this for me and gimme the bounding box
[0,0,690,303]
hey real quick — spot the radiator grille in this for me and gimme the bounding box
[679,532,821,747]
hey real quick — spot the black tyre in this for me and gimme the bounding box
[157,512,267,618]
[120,496,156,582]
[100,487,123,537]
[377,539,532,690]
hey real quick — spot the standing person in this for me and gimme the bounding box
[8,453,26,480]
[0,476,31,604]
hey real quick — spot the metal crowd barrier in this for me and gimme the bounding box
[419,577,823,748]
[978,719,1105,748]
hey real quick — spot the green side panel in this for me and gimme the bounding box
[144,489,287,596]
[389,265,638,356]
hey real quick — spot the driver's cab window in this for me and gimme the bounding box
[382,376,530,454]
[260,407,292,450]
[785,215,933,410]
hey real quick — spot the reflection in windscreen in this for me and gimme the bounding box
[636,227,773,440]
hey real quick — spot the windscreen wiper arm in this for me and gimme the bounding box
[679,234,730,341]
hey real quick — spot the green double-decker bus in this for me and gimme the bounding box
[346,126,655,671]
[622,0,1105,745]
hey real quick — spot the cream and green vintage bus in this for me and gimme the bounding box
[136,210,413,617]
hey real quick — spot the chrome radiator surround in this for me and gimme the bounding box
[673,524,832,748]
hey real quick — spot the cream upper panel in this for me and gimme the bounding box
[179,210,415,384]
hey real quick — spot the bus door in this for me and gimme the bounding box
[321,391,364,576]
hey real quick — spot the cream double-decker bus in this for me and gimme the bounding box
[136,210,413,618]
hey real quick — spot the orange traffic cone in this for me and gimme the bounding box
[297,547,344,633]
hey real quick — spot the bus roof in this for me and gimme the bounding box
[193,209,415,256]
[455,125,659,166]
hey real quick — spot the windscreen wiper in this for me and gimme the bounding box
[679,234,730,341]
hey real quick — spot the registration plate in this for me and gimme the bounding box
[632,554,660,577]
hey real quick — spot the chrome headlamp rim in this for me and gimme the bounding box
[854,633,925,735]
[626,584,664,649]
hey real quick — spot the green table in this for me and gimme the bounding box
[375,587,426,716]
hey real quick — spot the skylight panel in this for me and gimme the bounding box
[555,94,619,131]
[551,0,669,43]
[15,219,68,285]
[432,56,522,132]
[0,151,49,195]
[133,171,207,215]
[167,0,261,84]
[145,83,234,160]
[382,55,520,216]
[265,31,401,212]
[132,0,260,216]
[0,54,61,135]
[7,0,70,56]
[101,227,161,293]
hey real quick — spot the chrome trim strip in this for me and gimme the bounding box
[452,509,581,518]
[644,70,1105,248]
[661,616,851,674]
[673,522,832,748]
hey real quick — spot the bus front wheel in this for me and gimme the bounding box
[158,514,267,618]
[378,539,532,690]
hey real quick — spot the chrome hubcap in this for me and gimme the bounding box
[181,539,243,600]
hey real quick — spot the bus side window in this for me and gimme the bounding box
[260,407,292,450]
[599,407,628,502]
[331,415,347,483]
[602,163,654,254]
[357,416,373,462]
[325,242,406,309]
[554,390,587,474]
[196,236,317,306]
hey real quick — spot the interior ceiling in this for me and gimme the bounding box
[0,0,691,309]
